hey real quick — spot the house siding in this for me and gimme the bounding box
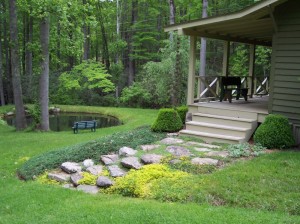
[270,0,300,127]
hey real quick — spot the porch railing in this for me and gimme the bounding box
[194,75,269,102]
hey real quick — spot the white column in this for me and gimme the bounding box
[187,36,196,105]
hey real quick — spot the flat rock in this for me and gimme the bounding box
[191,158,219,166]
[86,165,103,176]
[77,185,99,194]
[160,138,184,145]
[141,154,163,164]
[167,133,179,137]
[48,172,70,183]
[61,162,82,174]
[140,145,160,151]
[169,159,181,165]
[119,147,137,156]
[108,165,126,177]
[186,142,220,149]
[62,184,75,189]
[205,151,229,158]
[166,146,190,157]
[101,154,119,165]
[6,112,14,116]
[194,147,212,152]
[70,172,84,187]
[121,157,142,169]
[96,176,114,188]
[82,159,94,168]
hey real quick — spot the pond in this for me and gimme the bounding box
[5,113,121,132]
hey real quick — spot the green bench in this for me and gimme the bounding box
[220,77,248,103]
[72,121,97,134]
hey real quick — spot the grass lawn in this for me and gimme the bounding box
[0,105,299,223]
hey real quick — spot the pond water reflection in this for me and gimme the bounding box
[5,113,121,132]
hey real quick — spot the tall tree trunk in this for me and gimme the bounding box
[199,0,208,94]
[39,16,50,131]
[83,0,89,60]
[128,0,138,85]
[9,0,27,130]
[168,0,176,41]
[25,14,33,101]
[97,2,110,70]
[0,23,5,106]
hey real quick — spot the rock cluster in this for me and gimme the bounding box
[47,138,229,194]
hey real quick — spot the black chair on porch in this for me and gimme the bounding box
[219,76,248,103]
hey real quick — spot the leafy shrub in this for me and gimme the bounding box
[120,82,152,108]
[175,106,188,124]
[254,114,295,149]
[18,126,166,180]
[227,143,266,158]
[78,172,97,185]
[151,108,183,132]
[106,164,189,198]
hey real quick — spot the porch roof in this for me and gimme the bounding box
[164,0,288,46]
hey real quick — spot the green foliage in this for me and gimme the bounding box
[18,126,166,180]
[78,172,97,185]
[162,156,216,174]
[36,172,61,185]
[254,114,295,149]
[54,60,115,105]
[227,143,266,158]
[120,82,152,108]
[106,164,189,198]
[151,108,183,132]
[175,106,188,124]
[28,102,41,125]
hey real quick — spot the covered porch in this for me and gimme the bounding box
[164,0,286,143]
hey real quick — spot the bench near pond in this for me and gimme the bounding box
[72,121,97,134]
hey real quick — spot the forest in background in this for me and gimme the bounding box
[0,0,271,130]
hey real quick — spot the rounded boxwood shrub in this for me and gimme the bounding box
[151,108,183,132]
[175,106,188,124]
[254,114,295,149]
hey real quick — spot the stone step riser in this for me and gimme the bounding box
[192,115,255,128]
[191,106,257,120]
[185,123,248,138]
[180,131,241,144]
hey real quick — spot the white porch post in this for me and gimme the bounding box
[249,44,256,97]
[187,36,196,105]
[222,41,230,77]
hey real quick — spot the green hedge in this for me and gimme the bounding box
[151,108,183,132]
[254,114,295,149]
[175,106,188,124]
[18,126,166,180]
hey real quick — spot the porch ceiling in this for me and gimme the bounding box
[164,0,288,46]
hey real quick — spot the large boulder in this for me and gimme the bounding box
[107,165,126,177]
[191,158,219,166]
[160,138,184,145]
[86,165,103,176]
[61,162,82,174]
[166,146,190,157]
[82,159,94,168]
[101,154,119,165]
[121,157,142,169]
[70,172,84,187]
[77,185,99,194]
[119,147,137,156]
[96,176,114,188]
[141,154,163,164]
[48,172,70,183]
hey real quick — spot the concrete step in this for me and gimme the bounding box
[186,121,250,138]
[194,106,257,120]
[192,113,256,128]
[180,129,244,144]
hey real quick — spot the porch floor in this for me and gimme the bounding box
[193,95,269,115]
